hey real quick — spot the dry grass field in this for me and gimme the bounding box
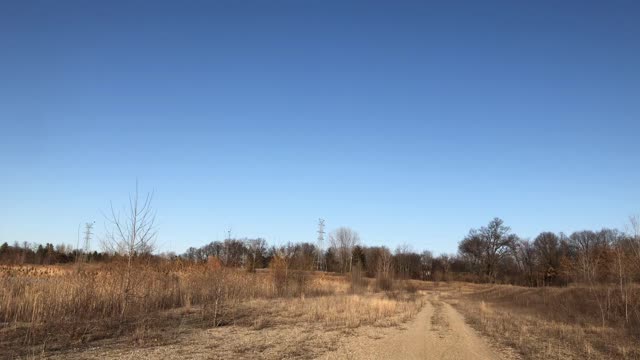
[0,263,425,359]
[3,263,640,359]
[440,282,640,360]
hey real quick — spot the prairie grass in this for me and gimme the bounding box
[0,262,424,358]
[448,283,640,360]
[241,292,424,329]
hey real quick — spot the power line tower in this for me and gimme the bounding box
[82,222,94,262]
[316,218,325,271]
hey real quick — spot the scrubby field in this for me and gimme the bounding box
[0,262,425,359]
[3,263,640,359]
[442,282,640,360]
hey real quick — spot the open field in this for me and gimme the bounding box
[2,264,640,359]
[0,263,424,359]
[442,283,640,360]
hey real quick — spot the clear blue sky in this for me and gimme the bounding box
[1,1,639,255]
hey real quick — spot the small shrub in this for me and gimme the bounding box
[270,256,289,296]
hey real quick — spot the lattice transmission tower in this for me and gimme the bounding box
[316,218,325,271]
[82,222,94,262]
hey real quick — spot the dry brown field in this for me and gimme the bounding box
[2,264,639,359]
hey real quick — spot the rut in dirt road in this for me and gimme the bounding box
[323,293,506,360]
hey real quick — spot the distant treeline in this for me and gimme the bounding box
[183,237,435,280]
[0,242,111,264]
[3,217,639,288]
[182,217,640,288]
[457,217,640,287]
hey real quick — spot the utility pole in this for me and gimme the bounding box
[316,218,325,271]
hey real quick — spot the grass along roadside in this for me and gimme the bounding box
[446,284,640,360]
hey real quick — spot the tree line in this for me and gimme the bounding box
[3,217,639,291]
[0,242,110,265]
[458,217,640,288]
[181,228,435,281]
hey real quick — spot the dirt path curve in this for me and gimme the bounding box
[322,294,502,360]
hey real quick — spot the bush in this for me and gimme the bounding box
[270,255,289,296]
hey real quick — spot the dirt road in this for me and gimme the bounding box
[323,294,507,360]
[56,293,512,360]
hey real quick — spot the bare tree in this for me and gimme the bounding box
[628,215,640,263]
[394,243,411,279]
[221,238,245,267]
[102,182,157,321]
[376,246,393,290]
[420,250,433,280]
[458,218,517,281]
[245,238,267,272]
[620,215,640,324]
[514,239,537,286]
[435,254,452,282]
[533,232,561,285]
[569,230,612,327]
[458,233,485,276]
[270,243,297,295]
[569,230,605,283]
[103,184,157,257]
[614,235,633,324]
[329,227,360,273]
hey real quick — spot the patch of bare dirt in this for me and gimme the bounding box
[322,293,519,360]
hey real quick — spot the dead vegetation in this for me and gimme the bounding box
[0,262,425,359]
[444,283,640,360]
[6,259,640,359]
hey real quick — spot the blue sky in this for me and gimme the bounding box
[1,1,639,255]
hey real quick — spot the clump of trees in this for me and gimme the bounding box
[179,228,442,290]
[329,227,360,273]
[456,217,640,290]
[458,218,518,282]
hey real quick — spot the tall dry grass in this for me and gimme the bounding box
[0,263,340,327]
[0,262,423,358]
[238,291,425,332]
[3,263,224,325]
[465,283,640,331]
[449,283,640,360]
